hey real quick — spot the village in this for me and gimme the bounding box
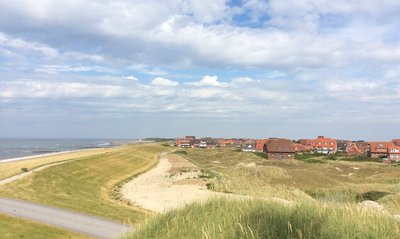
[175,136,400,163]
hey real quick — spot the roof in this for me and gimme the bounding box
[369,142,394,153]
[392,139,400,146]
[388,145,400,154]
[266,139,295,153]
[255,139,268,150]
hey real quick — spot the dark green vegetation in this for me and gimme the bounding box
[128,198,400,239]
[0,214,90,239]
[0,144,170,223]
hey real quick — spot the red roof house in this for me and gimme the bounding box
[266,139,295,160]
[388,145,400,162]
[369,142,394,158]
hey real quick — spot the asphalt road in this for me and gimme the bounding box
[0,197,134,239]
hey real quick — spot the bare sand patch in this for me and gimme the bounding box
[121,153,257,213]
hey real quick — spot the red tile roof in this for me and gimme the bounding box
[266,139,295,153]
[255,139,268,151]
[369,142,394,154]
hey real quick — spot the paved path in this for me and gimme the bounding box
[0,197,133,239]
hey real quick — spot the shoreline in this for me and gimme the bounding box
[0,148,109,164]
[0,139,153,164]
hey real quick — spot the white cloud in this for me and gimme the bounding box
[231,77,254,84]
[326,81,379,92]
[150,77,179,86]
[124,76,138,81]
[188,75,229,87]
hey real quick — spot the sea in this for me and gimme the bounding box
[0,138,117,161]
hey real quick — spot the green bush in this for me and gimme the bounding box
[21,168,29,172]
[175,150,187,155]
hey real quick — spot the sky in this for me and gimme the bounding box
[0,0,399,140]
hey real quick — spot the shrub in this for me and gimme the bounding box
[175,150,187,155]
[21,168,29,172]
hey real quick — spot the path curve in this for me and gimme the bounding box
[0,197,133,239]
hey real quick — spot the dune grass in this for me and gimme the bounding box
[0,143,170,223]
[179,148,400,214]
[128,198,400,239]
[0,213,91,239]
[0,147,120,180]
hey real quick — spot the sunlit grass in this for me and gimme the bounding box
[127,198,400,239]
[0,213,91,239]
[0,143,170,223]
[0,147,121,179]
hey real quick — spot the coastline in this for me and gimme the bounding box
[0,148,108,164]
[0,139,152,164]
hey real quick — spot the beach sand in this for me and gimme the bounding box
[121,153,253,213]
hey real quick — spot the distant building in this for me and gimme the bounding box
[387,145,400,162]
[369,142,394,158]
[255,139,269,152]
[346,142,369,155]
[242,144,257,152]
[336,140,349,152]
[175,136,195,147]
[293,143,313,152]
[392,139,400,146]
[266,139,295,160]
[310,136,337,154]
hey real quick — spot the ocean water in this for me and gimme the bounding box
[0,138,114,161]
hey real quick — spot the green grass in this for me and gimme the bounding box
[0,213,91,239]
[127,198,400,239]
[0,143,170,223]
[176,148,400,213]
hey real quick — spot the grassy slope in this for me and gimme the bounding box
[128,198,400,239]
[0,213,91,239]
[0,147,121,180]
[0,143,170,223]
[180,148,400,214]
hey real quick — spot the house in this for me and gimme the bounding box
[392,139,400,146]
[219,139,237,147]
[175,136,195,147]
[310,136,337,154]
[198,139,207,148]
[197,137,220,148]
[242,143,257,152]
[337,140,349,152]
[346,142,369,155]
[265,139,295,160]
[388,145,400,162]
[293,143,313,152]
[255,139,269,152]
[369,142,394,158]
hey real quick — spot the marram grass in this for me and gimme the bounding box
[127,198,400,239]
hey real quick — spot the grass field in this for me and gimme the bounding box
[0,213,91,239]
[0,143,170,223]
[0,147,121,180]
[178,148,400,214]
[128,198,400,239]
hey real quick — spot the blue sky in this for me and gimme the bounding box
[0,0,399,140]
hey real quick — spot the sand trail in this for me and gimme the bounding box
[122,153,250,212]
